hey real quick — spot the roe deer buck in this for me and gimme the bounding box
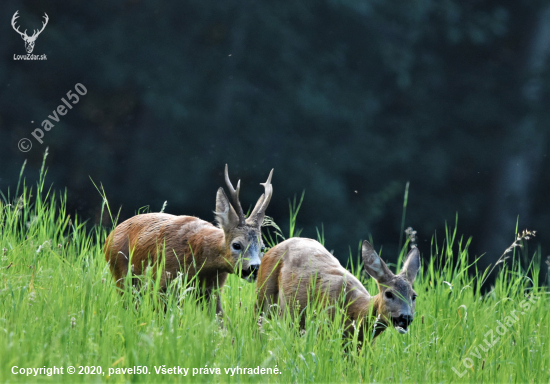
[105,165,273,315]
[256,238,420,340]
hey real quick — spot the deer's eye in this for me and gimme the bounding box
[232,243,242,251]
[412,294,417,301]
[385,291,394,300]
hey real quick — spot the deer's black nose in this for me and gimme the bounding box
[249,264,260,279]
[398,314,413,326]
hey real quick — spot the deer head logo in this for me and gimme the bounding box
[11,11,49,54]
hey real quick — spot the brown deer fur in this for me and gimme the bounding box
[105,165,273,315]
[256,237,420,341]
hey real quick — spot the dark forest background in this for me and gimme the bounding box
[1,0,549,277]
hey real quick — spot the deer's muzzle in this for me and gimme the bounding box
[392,314,413,334]
[242,263,260,282]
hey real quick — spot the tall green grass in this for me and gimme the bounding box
[0,157,548,383]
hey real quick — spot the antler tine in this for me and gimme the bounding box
[39,13,49,32]
[260,169,274,200]
[224,164,246,225]
[248,169,274,226]
[32,13,48,38]
[11,11,26,37]
[11,11,19,25]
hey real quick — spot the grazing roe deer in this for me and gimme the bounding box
[104,165,273,315]
[256,238,420,340]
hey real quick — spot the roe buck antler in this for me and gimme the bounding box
[224,164,247,226]
[246,167,273,227]
[104,165,274,316]
[11,11,49,54]
[223,164,274,227]
[256,238,420,342]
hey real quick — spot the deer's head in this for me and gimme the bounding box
[215,165,273,281]
[11,11,49,54]
[362,240,420,334]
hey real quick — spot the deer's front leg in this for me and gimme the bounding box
[201,273,229,325]
[215,294,223,316]
[205,289,230,327]
[203,285,225,317]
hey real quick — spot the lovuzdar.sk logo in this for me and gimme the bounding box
[11,10,48,60]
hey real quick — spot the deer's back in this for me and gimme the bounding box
[257,238,370,316]
[104,213,223,285]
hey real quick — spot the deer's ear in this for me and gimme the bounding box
[399,247,421,284]
[361,240,393,283]
[215,188,240,230]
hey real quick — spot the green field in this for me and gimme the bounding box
[1,160,548,383]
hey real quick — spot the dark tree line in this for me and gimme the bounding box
[1,0,549,277]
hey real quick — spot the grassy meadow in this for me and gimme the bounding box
[1,159,549,383]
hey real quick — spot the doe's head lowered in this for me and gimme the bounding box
[362,240,420,334]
